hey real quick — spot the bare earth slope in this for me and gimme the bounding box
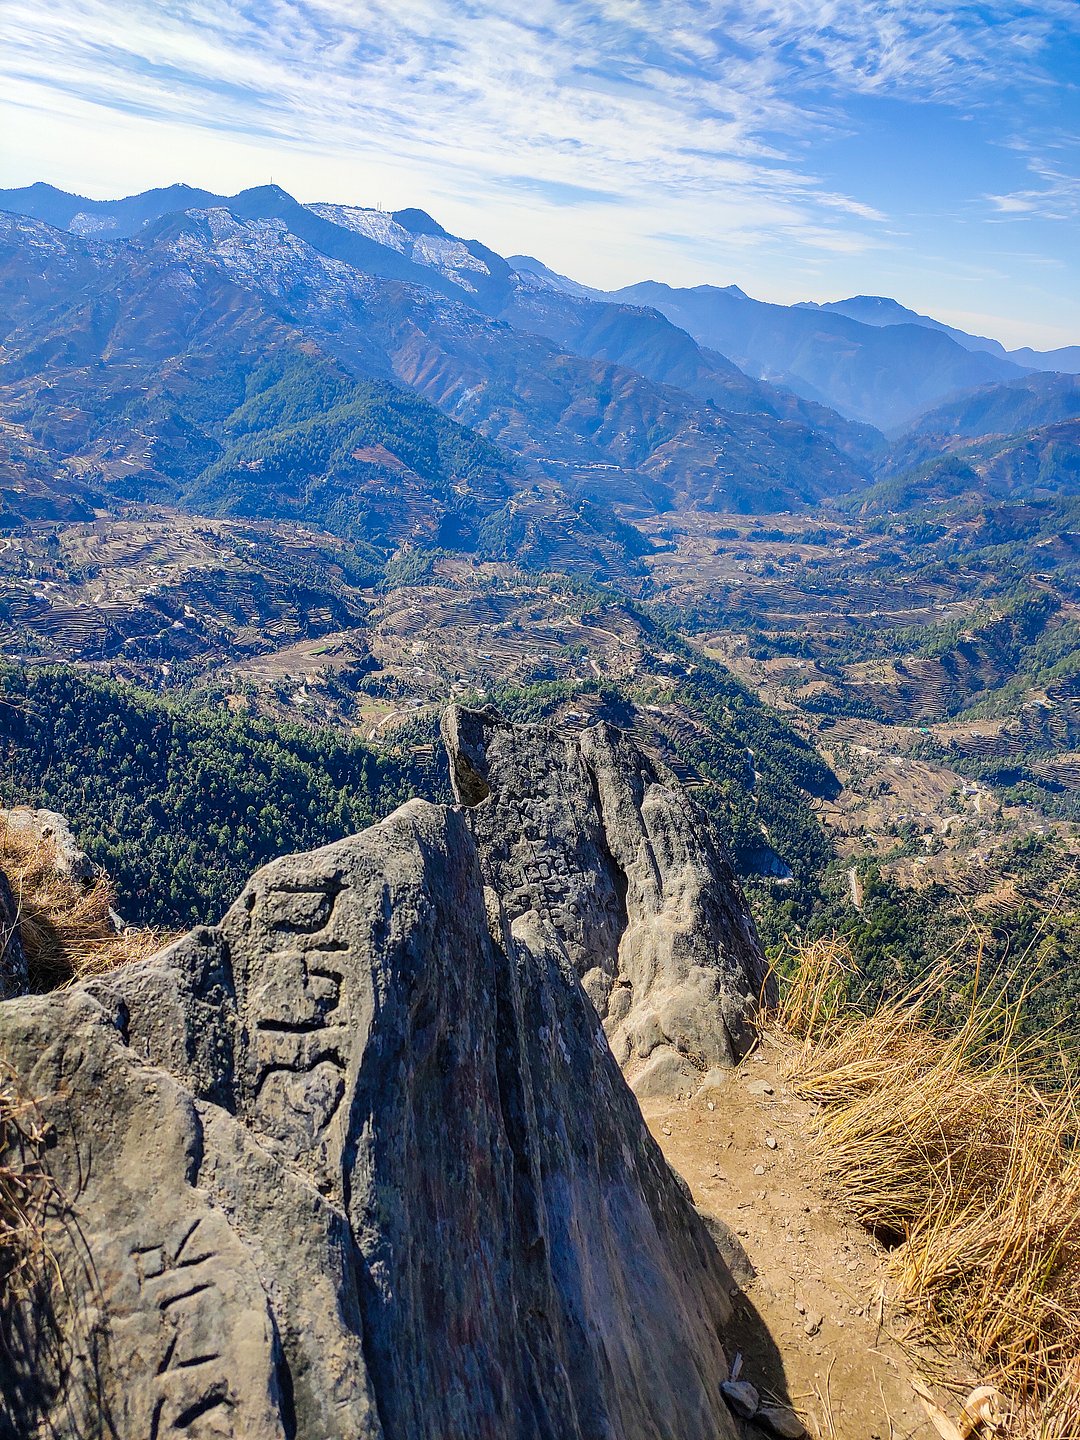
[646,1037,957,1440]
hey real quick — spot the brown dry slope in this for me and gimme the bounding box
[645,1036,959,1440]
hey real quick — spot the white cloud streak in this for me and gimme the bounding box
[4,2,1074,211]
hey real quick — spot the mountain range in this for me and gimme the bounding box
[4,177,1080,1104]
[0,179,1078,559]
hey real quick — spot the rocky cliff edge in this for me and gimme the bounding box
[0,708,769,1440]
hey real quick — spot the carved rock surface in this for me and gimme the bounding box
[0,795,743,1440]
[444,705,770,1093]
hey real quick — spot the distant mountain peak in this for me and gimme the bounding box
[507,254,598,299]
[803,294,903,315]
[672,282,751,301]
[798,293,1009,359]
[232,183,296,206]
[391,207,449,238]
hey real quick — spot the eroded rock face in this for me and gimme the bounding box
[1,796,743,1440]
[443,706,770,1094]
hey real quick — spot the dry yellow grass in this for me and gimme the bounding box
[770,937,1080,1438]
[0,814,168,989]
[0,1065,51,1303]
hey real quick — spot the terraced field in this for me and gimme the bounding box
[3,501,1076,954]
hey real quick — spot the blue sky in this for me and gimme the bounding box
[1,0,1078,348]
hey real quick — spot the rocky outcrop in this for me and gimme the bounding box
[1,807,98,887]
[0,778,753,1439]
[444,705,770,1094]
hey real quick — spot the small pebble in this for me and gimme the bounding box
[757,1403,808,1438]
[765,1136,778,1150]
[754,1164,766,1176]
[719,1378,759,1419]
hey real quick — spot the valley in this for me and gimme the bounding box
[5,494,1077,1046]
[1,180,1078,1048]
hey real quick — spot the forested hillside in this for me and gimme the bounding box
[0,636,837,938]
[0,664,440,924]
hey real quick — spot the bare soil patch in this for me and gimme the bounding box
[644,1038,961,1439]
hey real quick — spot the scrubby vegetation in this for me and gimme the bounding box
[0,813,165,989]
[773,937,1080,1437]
[0,1070,50,1315]
[758,835,1080,1056]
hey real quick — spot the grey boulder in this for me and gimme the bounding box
[1,796,745,1440]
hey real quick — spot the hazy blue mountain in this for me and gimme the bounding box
[0,182,886,474]
[324,210,880,462]
[880,372,1080,492]
[1008,344,1080,374]
[0,181,225,237]
[800,294,1080,375]
[498,283,884,466]
[0,204,873,531]
[506,254,601,299]
[608,280,1029,430]
[0,182,506,304]
[900,372,1080,442]
[798,295,1009,357]
[158,206,869,511]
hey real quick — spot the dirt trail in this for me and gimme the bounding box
[644,1037,965,1440]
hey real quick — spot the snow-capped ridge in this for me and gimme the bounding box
[307,202,493,293]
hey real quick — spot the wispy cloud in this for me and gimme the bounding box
[986,135,1080,220]
[5,2,1074,225]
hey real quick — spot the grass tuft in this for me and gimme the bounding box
[771,936,1080,1438]
[0,813,169,990]
[0,1066,52,1306]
